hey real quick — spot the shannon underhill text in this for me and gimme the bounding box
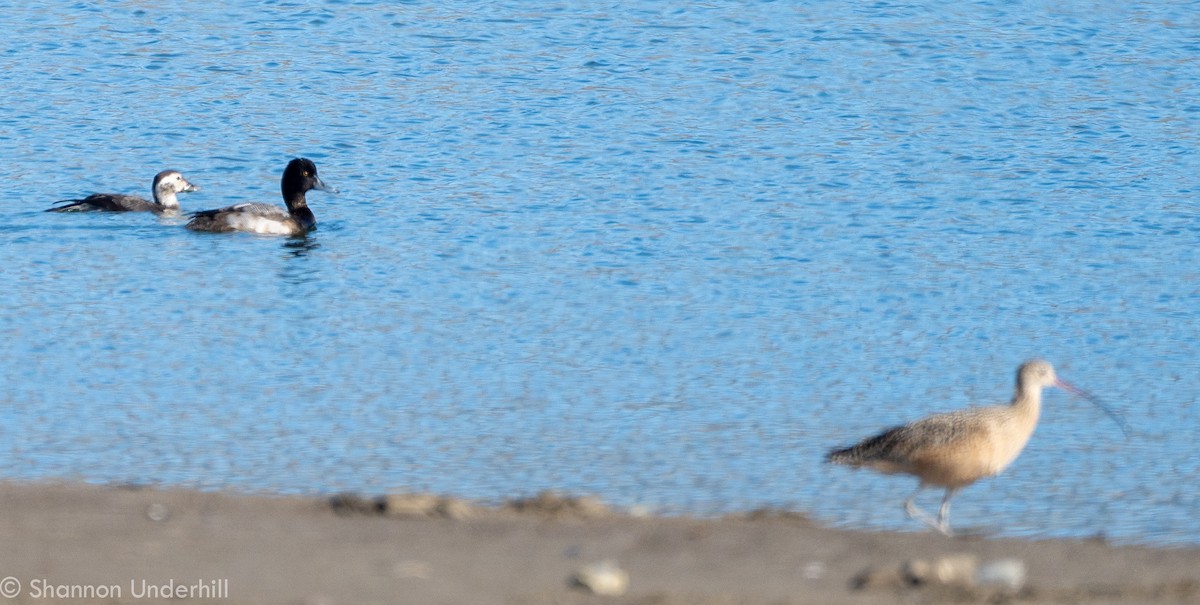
[28,578,228,599]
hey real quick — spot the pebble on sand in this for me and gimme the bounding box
[145,502,170,522]
[977,558,1027,592]
[505,491,611,519]
[853,553,1027,595]
[571,560,629,596]
[328,493,476,519]
[903,553,979,587]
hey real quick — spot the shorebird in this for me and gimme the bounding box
[826,359,1128,536]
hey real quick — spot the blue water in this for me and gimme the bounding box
[2,2,1199,546]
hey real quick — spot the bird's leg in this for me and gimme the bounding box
[902,484,950,535]
[935,488,958,537]
[903,485,948,535]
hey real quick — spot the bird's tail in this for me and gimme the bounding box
[46,199,88,212]
[824,426,905,466]
[825,445,861,465]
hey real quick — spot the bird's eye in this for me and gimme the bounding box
[302,171,310,177]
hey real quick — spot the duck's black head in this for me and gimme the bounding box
[281,157,332,208]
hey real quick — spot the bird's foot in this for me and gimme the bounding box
[905,501,954,536]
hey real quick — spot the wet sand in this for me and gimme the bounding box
[0,482,1196,604]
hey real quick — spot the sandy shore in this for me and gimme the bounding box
[0,482,1196,605]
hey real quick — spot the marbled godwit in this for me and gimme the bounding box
[826,359,1128,536]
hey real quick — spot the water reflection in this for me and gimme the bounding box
[283,235,319,258]
[279,235,320,284]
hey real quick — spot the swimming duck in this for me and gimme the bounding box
[48,170,200,213]
[186,158,332,235]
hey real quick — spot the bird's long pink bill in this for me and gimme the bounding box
[1057,379,1130,438]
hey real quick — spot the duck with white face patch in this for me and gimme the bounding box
[48,170,200,213]
[186,158,334,236]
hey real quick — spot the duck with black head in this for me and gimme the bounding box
[186,158,333,235]
[48,170,200,213]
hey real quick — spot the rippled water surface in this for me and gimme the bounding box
[2,2,1199,545]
